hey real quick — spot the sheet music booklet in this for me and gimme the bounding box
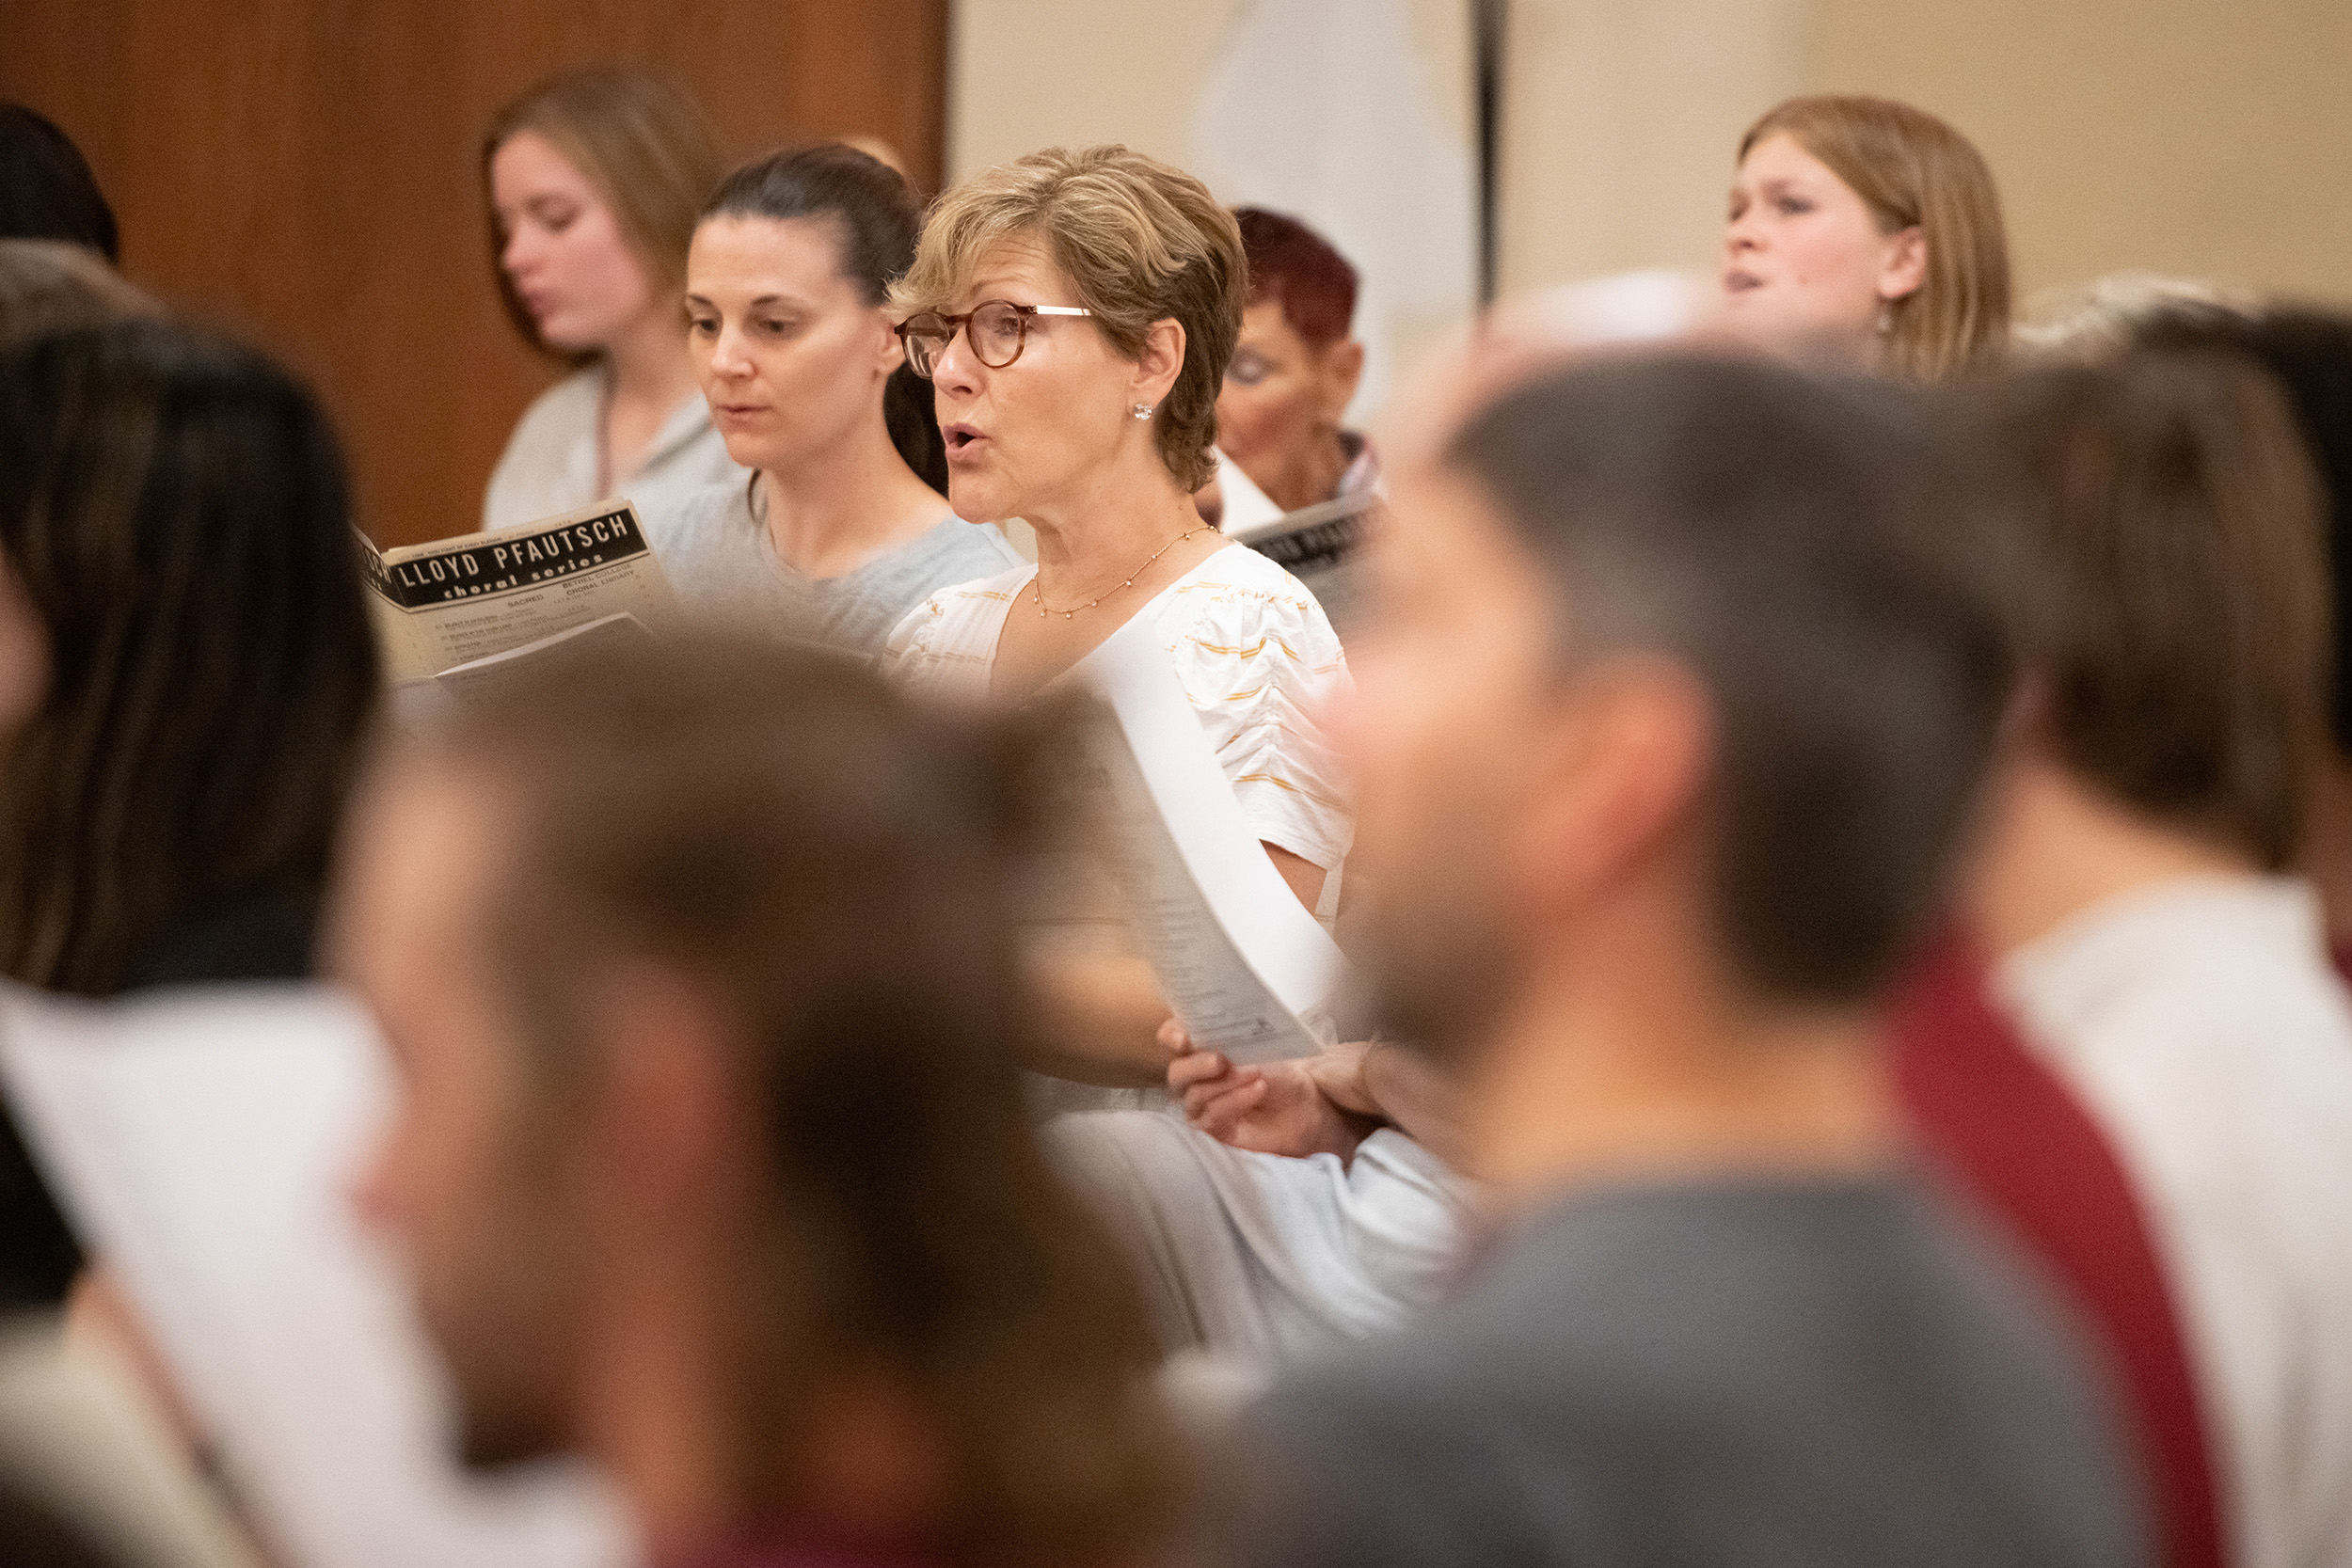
[1229,489,1378,636]
[355,498,674,698]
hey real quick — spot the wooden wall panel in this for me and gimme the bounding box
[0,0,947,545]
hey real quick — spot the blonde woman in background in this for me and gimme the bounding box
[1721,94,2010,380]
[479,67,744,530]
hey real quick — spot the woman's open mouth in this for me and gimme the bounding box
[943,423,987,461]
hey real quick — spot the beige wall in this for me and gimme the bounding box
[948,0,1249,176]
[946,0,1781,317]
[1810,0,2352,305]
[951,0,2352,341]
[948,1,1472,180]
[950,0,1478,424]
[1495,0,1809,292]
[1499,0,2352,305]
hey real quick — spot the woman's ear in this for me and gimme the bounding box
[1133,317,1186,406]
[1318,339,1366,425]
[1879,226,1928,303]
[875,308,907,377]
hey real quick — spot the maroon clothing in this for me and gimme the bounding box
[1889,935,2226,1568]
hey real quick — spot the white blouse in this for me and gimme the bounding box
[887,543,1353,873]
[1998,877,2352,1568]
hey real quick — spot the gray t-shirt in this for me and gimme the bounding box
[645,478,1023,657]
[1215,1174,2148,1568]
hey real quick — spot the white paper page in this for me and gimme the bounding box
[1209,448,1283,535]
[430,611,652,705]
[0,982,633,1568]
[1071,616,1356,1064]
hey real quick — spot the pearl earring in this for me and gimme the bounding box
[1876,300,1896,336]
[1132,403,1155,420]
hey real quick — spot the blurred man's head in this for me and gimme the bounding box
[1340,353,2023,1060]
[336,637,1168,1557]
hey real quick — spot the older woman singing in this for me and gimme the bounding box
[888,145,1348,921]
[888,149,1463,1370]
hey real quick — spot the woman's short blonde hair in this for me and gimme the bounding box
[1740,96,2011,381]
[893,146,1245,491]
[483,67,724,359]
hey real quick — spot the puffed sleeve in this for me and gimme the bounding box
[884,569,1026,699]
[1161,568,1353,871]
[884,590,945,673]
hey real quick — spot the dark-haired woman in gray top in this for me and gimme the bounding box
[648,145,1021,656]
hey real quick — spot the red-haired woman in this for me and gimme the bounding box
[1211,209,1376,517]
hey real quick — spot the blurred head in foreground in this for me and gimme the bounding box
[0,238,154,347]
[1723,95,2010,381]
[2119,306,2352,767]
[0,103,118,261]
[339,636,1170,1564]
[1961,349,2328,914]
[1216,209,1367,512]
[2012,271,2259,360]
[0,319,378,994]
[1341,351,2023,1099]
[1216,353,2144,1568]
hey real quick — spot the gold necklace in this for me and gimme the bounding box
[1031,525,1211,619]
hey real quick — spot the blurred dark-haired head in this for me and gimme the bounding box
[2122,305,2352,759]
[0,319,380,995]
[1968,348,2329,870]
[0,104,118,262]
[1345,351,2025,1055]
[336,633,1170,1562]
[0,1474,125,1568]
[692,143,946,494]
[0,238,155,347]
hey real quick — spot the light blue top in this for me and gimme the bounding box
[645,477,1024,657]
